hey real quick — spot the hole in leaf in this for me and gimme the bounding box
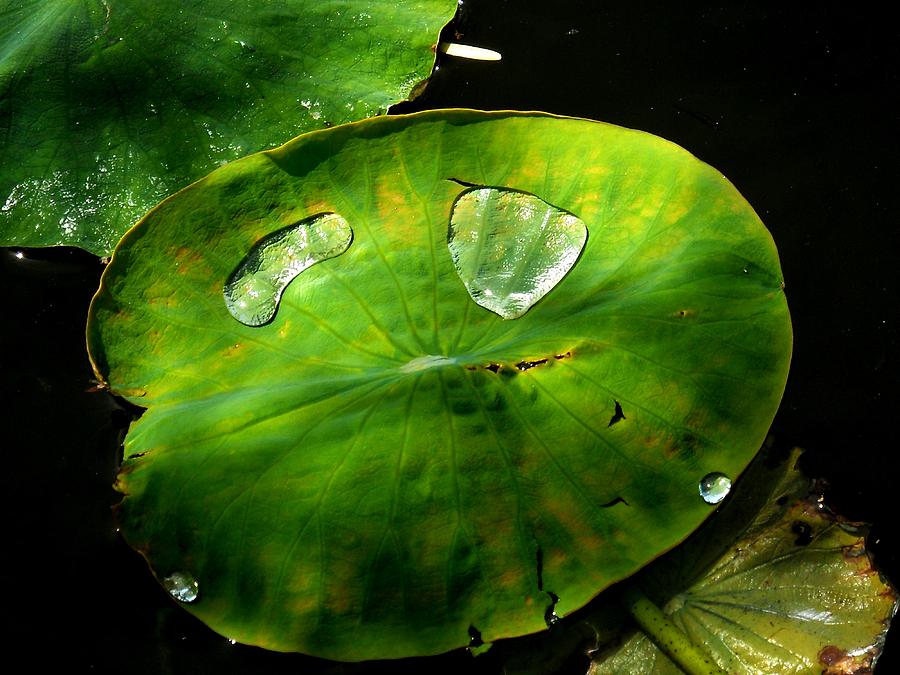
[599,496,629,508]
[448,187,588,319]
[485,363,501,374]
[516,358,548,371]
[544,591,560,627]
[467,624,484,648]
[792,520,813,546]
[223,212,352,327]
[554,351,571,360]
[607,400,625,427]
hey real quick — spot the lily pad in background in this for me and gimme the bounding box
[0,0,456,255]
[590,447,898,674]
[87,110,792,659]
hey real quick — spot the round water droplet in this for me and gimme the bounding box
[163,571,199,603]
[699,472,732,504]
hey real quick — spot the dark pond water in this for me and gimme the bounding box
[2,1,896,672]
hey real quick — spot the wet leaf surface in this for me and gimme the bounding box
[0,0,456,255]
[87,110,792,659]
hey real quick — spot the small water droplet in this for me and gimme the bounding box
[224,213,353,326]
[699,472,732,504]
[448,187,587,319]
[163,571,199,602]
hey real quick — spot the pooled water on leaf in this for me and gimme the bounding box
[163,571,199,602]
[224,213,352,326]
[448,187,587,319]
[699,472,732,504]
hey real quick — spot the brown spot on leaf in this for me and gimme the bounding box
[85,380,109,393]
[818,644,876,674]
[819,645,847,666]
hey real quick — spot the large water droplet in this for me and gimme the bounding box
[448,188,587,319]
[224,213,352,326]
[699,472,732,504]
[163,571,199,602]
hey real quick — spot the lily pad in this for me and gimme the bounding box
[0,0,456,255]
[87,110,792,659]
[587,448,898,675]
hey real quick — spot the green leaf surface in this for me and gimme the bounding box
[87,110,792,659]
[589,448,898,675]
[0,0,455,255]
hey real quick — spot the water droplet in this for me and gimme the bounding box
[448,188,587,319]
[224,213,353,326]
[699,472,732,504]
[163,571,199,602]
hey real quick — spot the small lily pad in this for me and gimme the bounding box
[588,448,898,674]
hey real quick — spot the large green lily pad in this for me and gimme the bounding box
[87,110,792,659]
[0,0,456,255]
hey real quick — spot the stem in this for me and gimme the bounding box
[619,584,727,675]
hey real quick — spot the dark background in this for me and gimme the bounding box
[2,1,896,672]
